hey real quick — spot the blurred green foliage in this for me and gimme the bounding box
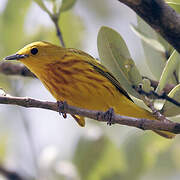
[0,0,31,57]
[74,132,126,180]
[166,0,180,13]
[60,0,77,12]
[72,127,180,180]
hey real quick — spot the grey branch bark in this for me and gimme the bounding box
[0,165,23,180]
[0,61,35,77]
[117,0,180,54]
[1,94,180,134]
[142,76,176,94]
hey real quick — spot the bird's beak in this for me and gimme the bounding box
[4,54,29,61]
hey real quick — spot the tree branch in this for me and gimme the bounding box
[133,84,180,107]
[1,93,180,134]
[0,165,23,180]
[117,0,180,54]
[142,76,175,94]
[0,62,35,77]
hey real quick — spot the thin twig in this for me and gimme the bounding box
[0,61,35,77]
[51,16,65,47]
[134,86,180,107]
[1,94,180,134]
[142,76,175,94]
[173,71,179,84]
[132,85,171,123]
[0,165,24,180]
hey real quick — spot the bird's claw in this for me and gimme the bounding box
[103,108,115,126]
[57,101,68,118]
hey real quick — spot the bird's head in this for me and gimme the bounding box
[4,41,66,68]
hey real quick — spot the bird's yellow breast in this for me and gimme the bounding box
[29,58,152,121]
[36,59,120,111]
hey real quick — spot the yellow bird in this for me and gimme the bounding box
[5,41,175,139]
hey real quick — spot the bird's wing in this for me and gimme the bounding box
[69,48,133,102]
[87,61,133,102]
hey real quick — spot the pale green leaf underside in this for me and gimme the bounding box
[156,50,180,93]
[162,84,180,117]
[33,0,51,15]
[137,16,166,80]
[97,26,142,99]
[60,0,77,12]
[131,25,165,53]
[166,1,180,13]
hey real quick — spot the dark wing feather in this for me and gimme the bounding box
[88,62,133,102]
[69,48,133,102]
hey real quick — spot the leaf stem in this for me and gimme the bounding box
[51,15,65,47]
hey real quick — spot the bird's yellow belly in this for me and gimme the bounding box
[43,78,117,111]
[40,74,153,120]
[35,65,153,121]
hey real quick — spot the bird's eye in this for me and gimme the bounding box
[31,48,38,55]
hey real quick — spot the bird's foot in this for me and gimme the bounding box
[103,108,115,126]
[57,101,68,118]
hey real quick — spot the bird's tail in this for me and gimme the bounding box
[136,108,175,139]
[137,110,175,139]
[153,130,175,139]
[142,110,175,139]
[71,115,85,127]
[116,98,175,139]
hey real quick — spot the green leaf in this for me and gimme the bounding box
[73,131,126,180]
[97,26,142,99]
[161,84,180,117]
[60,0,77,12]
[157,32,173,55]
[167,2,180,13]
[137,16,167,80]
[166,0,180,2]
[59,11,85,48]
[33,0,51,16]
[166,1,180,13]
[122,133,172,179]
[131,25,165,53]
[0,135,7,163]
[142,78,154,92]
[156,50,180,93]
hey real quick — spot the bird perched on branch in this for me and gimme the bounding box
[5,41,175,139]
